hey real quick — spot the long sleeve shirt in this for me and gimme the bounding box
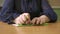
[0,0,57,24]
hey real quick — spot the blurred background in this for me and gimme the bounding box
[0,0,60,21]
[48,0,60,21]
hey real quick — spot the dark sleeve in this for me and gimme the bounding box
[41,0,57,22]
[0,0,20,24]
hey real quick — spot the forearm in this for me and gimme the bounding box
[41,0,57,22]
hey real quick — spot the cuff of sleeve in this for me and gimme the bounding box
[12,13,20,19]
[43,12,57,22]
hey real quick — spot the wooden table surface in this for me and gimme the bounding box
[0,21,60,34]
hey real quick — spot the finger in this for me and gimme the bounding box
[23,13,30,20]
[36,18,41,24]
[25,19,31,24]
[23,14,30,24]
[31,17,37,24]
[20,13,30,24]
[20,16,25,24]
[21,15,27,23]
[40,18,45,24]
[14,18,21,24]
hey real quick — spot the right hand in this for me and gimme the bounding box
[14,13,30,24]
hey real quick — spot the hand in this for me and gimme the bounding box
[14,13,30,24]
[31,15,50,24]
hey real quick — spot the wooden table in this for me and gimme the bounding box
[0,21,60,34]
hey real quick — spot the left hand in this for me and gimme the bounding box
[31,15,50,24]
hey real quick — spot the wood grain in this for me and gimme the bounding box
[0,21,60,34]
